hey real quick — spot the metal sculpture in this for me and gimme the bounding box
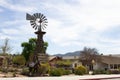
[26,13,48,75]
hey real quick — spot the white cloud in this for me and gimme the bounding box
[41,0,120,54]
[44,0,120,32]
[0,0,36,12]
[1,0,120,54]
[0,32,12,39]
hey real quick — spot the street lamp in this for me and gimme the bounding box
[92,59,95,71]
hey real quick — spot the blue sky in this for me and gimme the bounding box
[0,0,120,55]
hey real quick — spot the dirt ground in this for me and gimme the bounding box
[0,72,27,77]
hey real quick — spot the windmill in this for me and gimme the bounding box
[26,13,48,75]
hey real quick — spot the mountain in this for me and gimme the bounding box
[54,51,81,57]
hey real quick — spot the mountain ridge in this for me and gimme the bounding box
[53,51,81,57]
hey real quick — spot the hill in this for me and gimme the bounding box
[54,51,81,57]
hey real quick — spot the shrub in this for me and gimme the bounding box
[13,55,26,66]
[13,72,17,77]
[74,65,86,75]
[49,68,71,76]
[93,69,107,74]
[38,63,50,75]
[63,70,71,75]
[108,69,120,74]
[56,60,72,67]
[49,68,62,76]
[21,67,29,75]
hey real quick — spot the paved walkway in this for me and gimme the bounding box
[0,74,120,80]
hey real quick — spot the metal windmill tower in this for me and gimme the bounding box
[26,13,48,68]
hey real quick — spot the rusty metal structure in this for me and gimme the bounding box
[26,13,48,74]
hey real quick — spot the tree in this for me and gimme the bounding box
[0,38,12,54]
[0,38,12,72]
[80,47,100,68]
[21,38,48,62]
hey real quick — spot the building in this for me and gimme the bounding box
[49,56,62,67]
[93,55,120,70]
[62,56,82,68]
[49,56,81,68]
[49,55,120,71]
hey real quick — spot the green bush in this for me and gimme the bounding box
[63,70,71,75]
[38,63,50,75]
[49,68,71,76]
[56,60,72,67]
[49,68,62,76]
[13,55,26,66]
[93,69,107,74]
[108,69,120,74]
[74,65,86,75]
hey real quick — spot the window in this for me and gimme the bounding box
[114,64,117,69]
[110,64,113,69]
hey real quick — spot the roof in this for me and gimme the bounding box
[62,56,79,60]
[111,54,120,58]
[101,56,120,64]
[49,56,62,62]
[49,56,56,60]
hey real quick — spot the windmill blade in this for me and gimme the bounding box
[40,14,44,19]
[41,16,46,20]
[38,13,41,18]
[42,18,47,21]
[36,13,40,18]
[26,13,35,20]
[30,20,35,23]
[42,23,47,28]
[42,20,47,23]
[35,26,37,30]
[33,13,38,19]
[43,21,48,23]
[30,22,35,26]
[41,26,45,30]
[44,24,47,26]
[42,25,46,29]
[32,24,36,28]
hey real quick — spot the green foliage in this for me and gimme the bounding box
[21,38,48,62]
[56,60,72,67]
[44,42,48,53]
[63,69,71,75]
[49,68,63,76]
[13,55,26,66]
[21,38,36,61]
[38,63,50,75]
[108,69,120,74]
[74,65,86,75]
[119,67,120,71]
[49,68,71,76]
[93,69,107,74]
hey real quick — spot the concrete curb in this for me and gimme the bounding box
[81,77,120,80]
